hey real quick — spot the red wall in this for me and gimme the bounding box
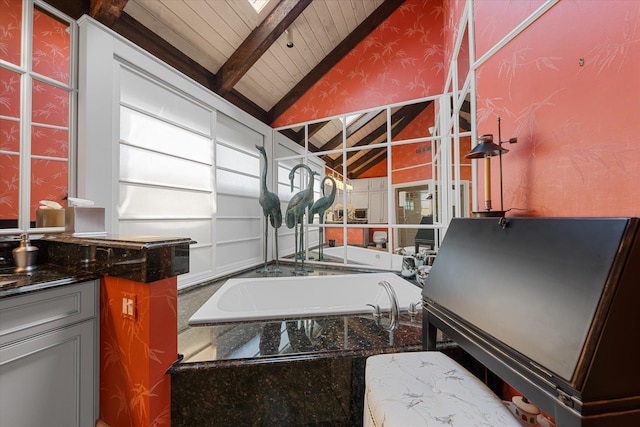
[274,0,447,185]
[277,0,640,217]
[474,0,640,217]
[100,276,177,427]
[273,0,445,128]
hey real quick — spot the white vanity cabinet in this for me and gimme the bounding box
[0,280,98,427]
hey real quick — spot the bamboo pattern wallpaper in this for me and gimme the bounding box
[273,0,445,128]
[100,276,177,427]
[0,0,70,222]
[474,0,640,216]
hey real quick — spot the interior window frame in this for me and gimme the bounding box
[0,0,78,235]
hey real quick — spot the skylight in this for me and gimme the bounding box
[248,0,269,13]
[345,113,361,126]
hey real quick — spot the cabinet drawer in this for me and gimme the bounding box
[0,280,97,345]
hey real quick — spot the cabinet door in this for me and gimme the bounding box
[351,192,368,209]
[369,191,388,223]
[0,320,95,427]
[351,179,369,192]
[369,177,387,191]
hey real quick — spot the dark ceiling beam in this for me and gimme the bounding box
[223,89,272,125]
[453,97,471,131]
[287,121,329,144]
[113,13,214,91]
[459,115,471,132]
[332,101,430,170]
[349,148,387,178]
[90,0,128,28]
[42,0,90,19]
[318,110,384,152]
[268,0,406,124]
[214,0,313,96]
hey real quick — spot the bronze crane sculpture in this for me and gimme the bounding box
[285,163,316,274]
[256,145,282,273]
[308,175,337,261]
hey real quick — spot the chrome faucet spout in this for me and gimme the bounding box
[408,300,422,322]
[367,280,400,332]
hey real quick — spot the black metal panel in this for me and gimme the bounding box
[421,217,640,425]
[424,218,631,381]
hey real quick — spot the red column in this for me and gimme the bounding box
[99,276,177,426]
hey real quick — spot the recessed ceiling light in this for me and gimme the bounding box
[248,0,269,13]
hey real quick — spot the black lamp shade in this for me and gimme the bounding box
[465,134,509,158]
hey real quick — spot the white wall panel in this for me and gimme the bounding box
[120,145,211,191]
[215,239,261,269]
[118,184,211,218]
[216,218,261,242]
[216,144,258,176]
[216,113,262,149]
[180,245,215,289]
[216,169,260,198]
[81,18,277,288]
[119,67,211,135]
[120,107,212,163]
[188,245,214,274]
[118,219,211,243]
[216,194,260,217]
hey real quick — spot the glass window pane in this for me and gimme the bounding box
[1,153,20,223]
[1,118,20,153]
[31,80,68,127]
[31,125,68,157]
[391,141,432,184]
[0,68,21,118]
[32,5,70,84]
[30,158,67,222]
[0,0,23,65]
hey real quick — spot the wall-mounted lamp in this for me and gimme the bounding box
[465,117,517,217]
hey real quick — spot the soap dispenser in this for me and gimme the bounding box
[13,234,39,273]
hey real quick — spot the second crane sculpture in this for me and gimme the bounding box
[286,163,316,275]
[308,176,337,261]
[256,145,282,274]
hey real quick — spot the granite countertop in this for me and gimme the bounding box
[42,233,194,249]
[0,264,100,298]
[0,233,192,298]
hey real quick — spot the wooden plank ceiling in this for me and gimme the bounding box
[46,0,452,177]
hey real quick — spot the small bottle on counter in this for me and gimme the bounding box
[12,234,39,273]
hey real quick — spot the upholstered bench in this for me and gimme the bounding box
[364,351,521,426]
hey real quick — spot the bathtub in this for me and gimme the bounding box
[188,272,421,326]
[322,245,403,271]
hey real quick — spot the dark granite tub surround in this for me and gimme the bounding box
[171,265,433,427]
[177,313,423,365]
[171,314,424,427]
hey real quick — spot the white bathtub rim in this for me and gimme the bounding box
[188,272,420,326]
[321,245,403,271]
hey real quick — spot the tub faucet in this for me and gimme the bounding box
[408,301,422,322]
[367,280,399,332]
